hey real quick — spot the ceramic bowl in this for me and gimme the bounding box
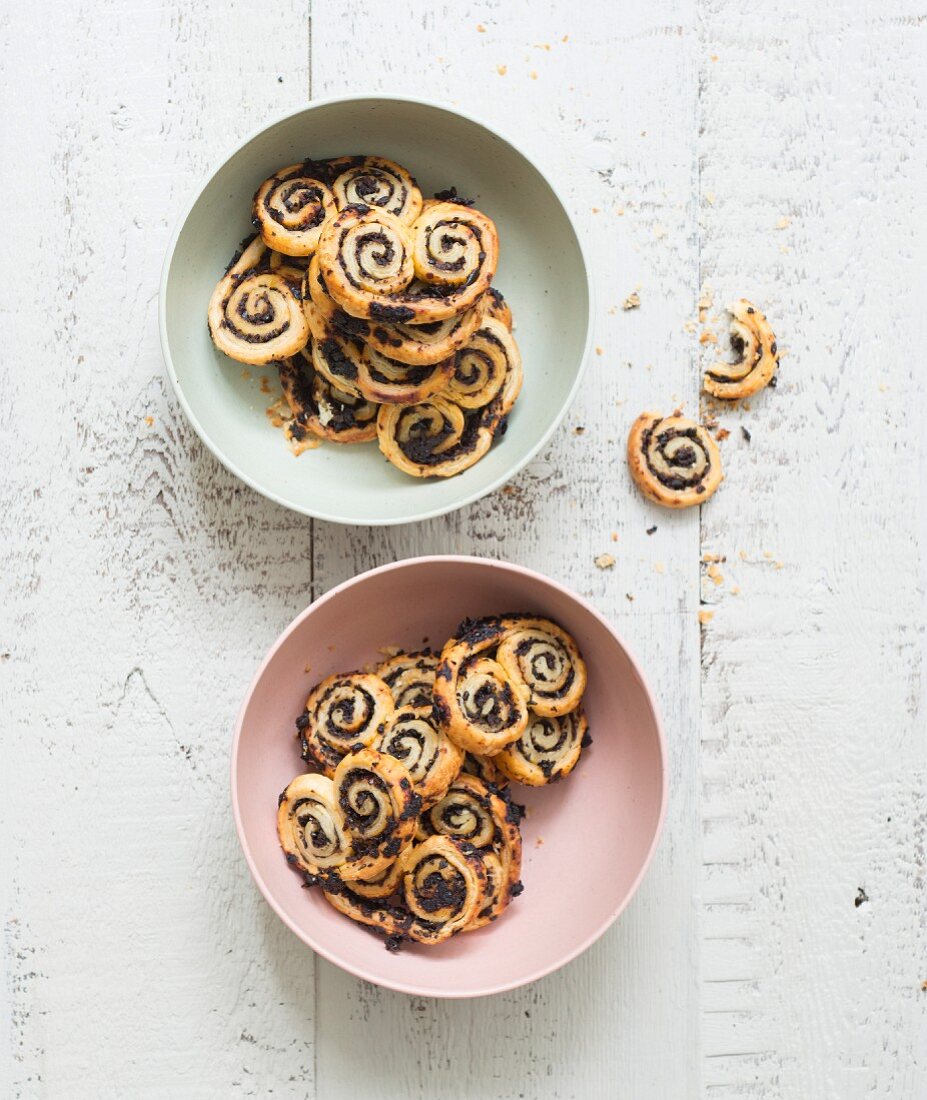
[232,556,666,998]
[159,95,591,525]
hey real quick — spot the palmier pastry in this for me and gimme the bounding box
[494,708,589,786]
[277,773,352,877]
[356,346,456,405]
[252,162,336,256]
[278,350,378,446]
[496,615,587,717]
[330,156,423,225]
[376,651,439,709]
[372,706,464,808]
[296,672,394,776]
[627,411,723,508]
[400,835,489,944]
[376,396,495,479]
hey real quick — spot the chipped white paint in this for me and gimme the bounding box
[1,1,924,1098]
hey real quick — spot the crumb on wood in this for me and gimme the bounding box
[653,224,666,239]
[739,549,748,561]
[595,346,603,356]
[529,70,538,79]
[611,531,619,542]
[591,206,600,214]
[622,290,641,311]
[646,525,657,536]
[594,553,616,570]
[706,564,724,586]
[763,550,774,559]
[741,426,751,443]
[477,22,486,31]
[654,562,665,575]
[855,887,869,908]
[698,610,714,625]
[699,330,717,345]
[730,584,741,595]
[574,425,585,435]
[144,415,154,427]
[776,215,791,230]
[705,191,716,205]
[702,552,724,563]
[497,64,507,75]
[625,593,635,602]
[715,427,730,441]
[710,53,719,61]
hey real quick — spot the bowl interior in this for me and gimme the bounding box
[234,558,665,997]
[162,98,589,524]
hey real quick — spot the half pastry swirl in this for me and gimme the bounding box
[400,835,488,944]
[297,672,394,776]
[357,345,456,405]
[703,299,779,400]
[376,396,495,479]
[333,748,420,882]
[373,706,465,808]
[277,772,352,876]
[208,236,309,365]
[627,411,723,508]
[494,708,589,786]
[433,619,529,755]
[377,650,439,709]
[496,615,587,718]
[252,162,335,257]
[330,156,423,225]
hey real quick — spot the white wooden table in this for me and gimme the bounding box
[3,1,926,1096]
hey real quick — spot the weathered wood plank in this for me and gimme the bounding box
[698,3,927,1096]
[1,2,319,1096]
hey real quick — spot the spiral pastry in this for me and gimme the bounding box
[494,708,588,786]
[496,616,587,718]
[411,202,498,301]
[461,751,509,789]
[377,651,439,709]
[333,748,420,882]
[277,772,352,876]
[433,619,529,754]
[445,318,517,409]
[318,205,415,320]
[703,298,779,400]
[297,673,394,777]
[362,301,484,367]
[252,162,336,256]
[627,411,723,508]
[278,351,378,445]
[207,236,310,365]
[356,345,456,405]
[400,835,489,944]
[376,396,495,479]
[422,774,522,927]
[331,156,423,225]
[372,707,465,808]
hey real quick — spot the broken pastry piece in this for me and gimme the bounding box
[627,411,723,508]
[703,299,779,400]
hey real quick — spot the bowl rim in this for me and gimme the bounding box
[158,92,594,526]
[231,554,668,998]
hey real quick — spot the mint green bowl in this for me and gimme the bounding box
[159,95,591,526]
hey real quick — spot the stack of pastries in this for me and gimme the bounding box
[207,155,522,478]
[276,614,590,949]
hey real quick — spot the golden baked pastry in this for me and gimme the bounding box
[252,162,335,257]
[400,835,489,943]
[362,300,485,366]
[373,706,465,808]
[376,396,495,479]
[317,205,415,319]
[444,318,514,409]
[703,299,779,400]
[277,351,378,445]
[330,156,423,225]
[276,772,352,876]
[296,672,394,776]
[333,748,420,883]
[376,651,439,709]
[433,619,529,755]
[461,751,509,788]
[627,411,723,508]
[494,708,589,786]
[496,615,587,718]
[356,345,456,405]
[207,236,309,365]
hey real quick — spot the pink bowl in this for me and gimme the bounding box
[232,556,667,998]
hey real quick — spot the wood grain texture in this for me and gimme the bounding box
[1,0,924,1097]
[697,3,927,1097]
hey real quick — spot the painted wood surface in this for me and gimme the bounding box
[1,1,924,1097]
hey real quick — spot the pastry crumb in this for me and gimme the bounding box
[741,426,751,443]
[535,836,544,847]
[702,552,724,563]
[626,593,635,602]
[610,531,619,542]
[646,525,657,536]
[715,427,730,441]
[705,191,716,205]
[776,215,791,230]
[654,562,665,575]
[699,330,717,345]
[574,425,585,435]
[477,23,486,31]
[144,415,154,427]
[529,70,538,80]
[594,553,616,570]
[698,610,714,625]
[653,224,666,239]
[241,368,252,381]
[595,346,603,356]
[730,584,741,595]
[739,549,748,561]
[378,645,403,658]
[259,375,272,394]
[497,64,507,75]
[622,290,641,311]
[706,564,724,586]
